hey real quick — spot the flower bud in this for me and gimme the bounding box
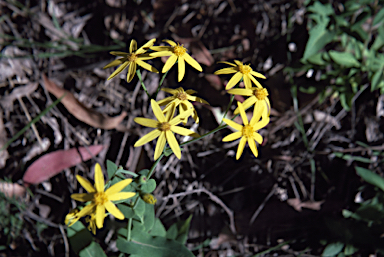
[141,193,157,205]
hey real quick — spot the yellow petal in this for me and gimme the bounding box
[234,96,257,115]
[248,138,258,158]
[129,39,137,53]
[136,38,156,54]
[169,109,193,125]
[103,58,125,69]
[75,203,95,220]
[234,60,243,66]
[134,117,158,128]
[222,131,242,142]
[265,97,271,116]
[185,89,197,95]
[253,116,270,131]
[222,118,243,131]
[136,59,158,73]
[162,54,178,73]
[71,193,94,202]
[76,175,96,193]
[149,50,173,57]
[225,72,242,90]
[107,61,129,80]
[150,46,171,51]
[250,101,263,126]
[105,179,133,196]
[166,130,181,159]
[218,61,236,67]
[238,102,249,126]
[105,201,124,220]
[95,204,106,228]
[94,163,105,193]
[154,132,166,160]
[192,96,209,105]
[171,126,199,137]
[161,88,179,94]
[251,70,266,79]
[151,99,166,122]
[109,51,128,56]
[184,53,203,72]
[236,137,247,160]
[157,97,174,106]
[178,57,185,81]
[163,39,177,46]
[134,129,161,147]
[214,67,237,75]
[108,192,136,201]
[249,74,263,88]
[164,102,177,121]
[127,62,137,83]
[253,132,263,144]
[227,88,253,96]
[243,74,252,89]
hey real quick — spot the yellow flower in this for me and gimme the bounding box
[157,87,209,124]
[222,102,269,159]
[103,38,158,82]
[228,87,271,116]
[134,99,200,160]
[214,60,266,90]
[85,214,97,235]
[65,208,80,227]
[70,163,135,229]
[150,40,202,82]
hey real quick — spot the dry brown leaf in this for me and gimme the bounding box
[287,198,324,212]
[204,74,222,90]
[190,41,214,67]
[0,181,26,198]
[42,74,127,130]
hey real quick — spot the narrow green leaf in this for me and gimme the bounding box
[322,242,344,256]
[79,241,107,257]
[356,166,384,191]
[373,8,384,26]
[328,51,360,67]
[175,215,192,244]
[371,66,384,91]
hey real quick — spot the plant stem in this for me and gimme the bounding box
[151,70,169,100]
[220,94,235,126]
[127,218,132,241]
[136,70,151,99]
[147,153,164,179]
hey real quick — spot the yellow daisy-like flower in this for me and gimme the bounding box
[214,60,266,90]
[70,163,135,229]
[228,87,271,116]
[150,40,202,82]
[134,99,200,160]
[103,38,158,82]
[157,87,209,124]
[65,208,80,227]
[222,102,269,160]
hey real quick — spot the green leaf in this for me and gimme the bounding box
[175,215,192,244]
[322,242,344,257]
[140,179,156,193]
[79,241,107,257]
[135,198,146,220]
[143,204,155,232]
[67,221,93,254]
[116,235,194,257]
[344,244,358,255]
[166,224,178,240]
[306,52,325,65]
[302,23,335,61]
[149,218,167,237]
[116,169,139,178]
[106,160,118,180]
[138,169,150,176]
[307,2,334,17]
[339,93,351,111]
[356,166,384,191]
[373,8,384,26]
[328,51,360,67]
[117,202,136,219]
[371,66,384,91]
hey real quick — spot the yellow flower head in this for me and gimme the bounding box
[157,87,209,124]
[134,99,200,160]
[65,208,80,227]
[70,163,135,229]
[214,60,266,90]
[150,40,202,82]
[103,38,158,82]
[85,213,98,235]
[222,102,270,159]
[227,87,271,116]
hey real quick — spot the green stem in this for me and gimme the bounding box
[151,70,169,100]
[136,69,151,99]
[147,153,164,179]
[220,94,235,126]
[127,218,132,241]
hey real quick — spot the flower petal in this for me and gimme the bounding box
[94,163,105,193]
[127,62,137,82]
[154,132,166,160]
[136,59,158,73]
[214,67,237,75]
[129,40,137,53]
[222,118,243,131]
[161,88,179,94]
[169,109,193,125]
[249,74,263,88]
[222,131,242,142]
[76,175,96,193]
[234,60,243,66]
[178,57,186,82]
[171,126,199,137]
[234,96,257,115]
[185,89,197,95]
[250,101,263,126]
[136,38,156,54]
[134,129,161,147]
[76,203,95,220]
[162,54,178,73]
[108,192,136,201]
[251,70,266,79]
[105,179,133,196]
[151,99,166,122]
[248,138,259,158]
[243,74,252,89]
[236,137,247,160]
[265,97,271,116]
[253,132,263,144]
[149,50,173,57]
[227,88,253,96]
[163,39,177,46]
[218,61,237,67]
[184,53,202,72]
[166,130,181,159]
[95,204,106,228]
[225,72,242,90]
[238,102,249,126]
[134,117,158,128]
[157,96,175,106]
[71,193,94,202]
[109,51,128,56]
[164,102,177,121]
[107,61,129,80]
[104,58,125,69]
[105,201,124,220]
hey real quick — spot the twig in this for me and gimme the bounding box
[249,184,277,225]
[59,224,69,257]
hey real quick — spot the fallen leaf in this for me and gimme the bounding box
[42,74,127,130]
[0,181,26,198]
[190,41,214,67]
[204,74,222,90]
[23,145,103,186]
[287,198,324,212]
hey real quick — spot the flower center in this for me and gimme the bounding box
[177,92,188,101]
[94,192,108,206]
[242,124,254,138]
[128,53,138,62]
[173,44,186,57]
[254,88,269,100]
[158,122,171,131]
[238,64,252,75]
